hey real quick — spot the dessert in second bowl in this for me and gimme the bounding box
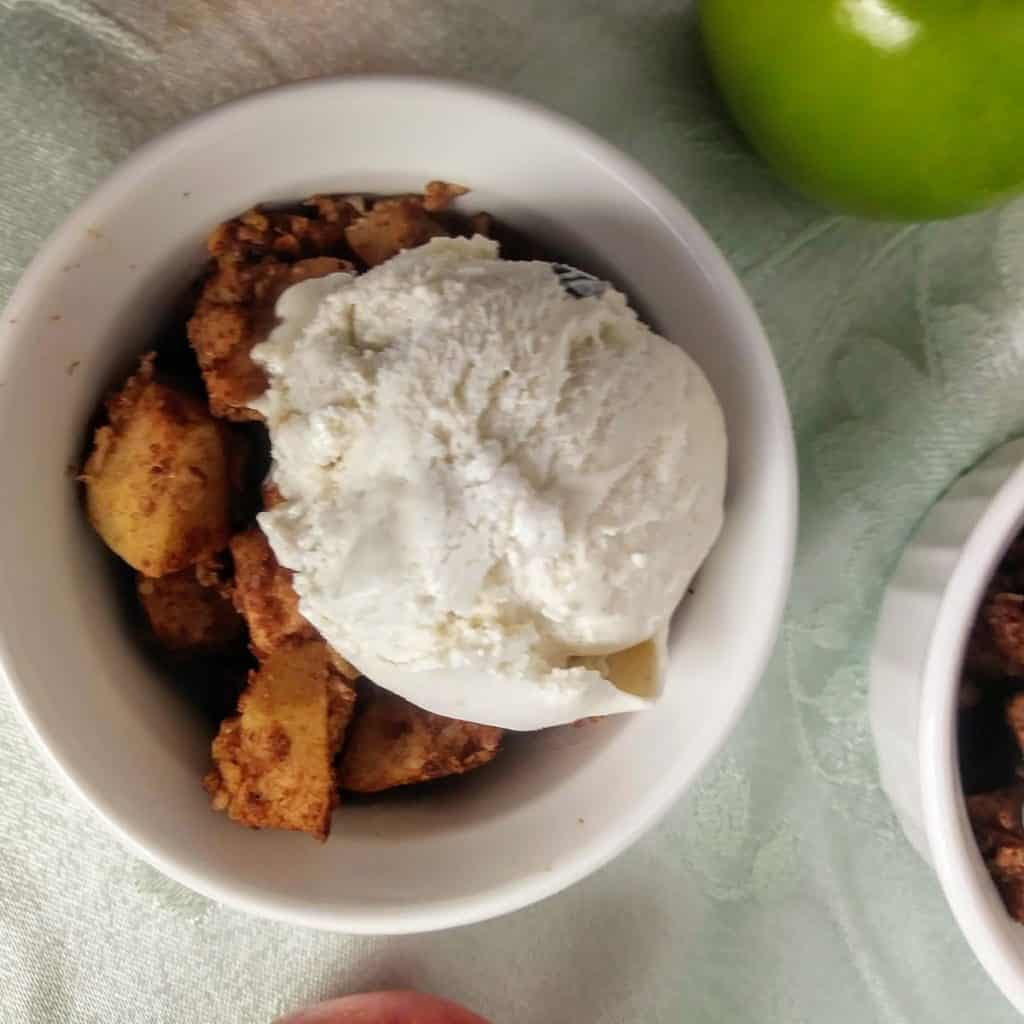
[962,532,1024,919]
[79,182,728,841]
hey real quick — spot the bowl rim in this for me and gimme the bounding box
[0,73,797,933]
[920,450,1024,1009]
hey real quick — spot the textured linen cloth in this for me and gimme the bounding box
[3,2,1024,1022]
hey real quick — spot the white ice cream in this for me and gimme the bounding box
[251,235,727,730]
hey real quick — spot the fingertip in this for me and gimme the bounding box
[274,989,491,1024]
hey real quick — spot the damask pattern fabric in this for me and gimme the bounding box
[2,2,1022,1021]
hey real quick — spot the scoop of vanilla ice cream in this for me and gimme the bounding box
[251,235,726,730]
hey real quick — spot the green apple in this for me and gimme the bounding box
[699,0,1024,220]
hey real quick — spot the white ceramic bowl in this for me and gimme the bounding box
[0,76,795,933]
[872,437,1024,1012]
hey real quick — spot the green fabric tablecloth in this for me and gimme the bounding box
[3,2,1024,1021]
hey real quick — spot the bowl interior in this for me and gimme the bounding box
[0,78,794,931]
